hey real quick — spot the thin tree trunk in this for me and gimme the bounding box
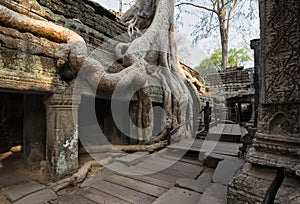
[119,0,123,14]
[221,30,228,70]
[219,9,228,70]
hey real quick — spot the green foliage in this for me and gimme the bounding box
[195,48,251,71]
[228,48,251,67]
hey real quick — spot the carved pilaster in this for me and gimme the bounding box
[44,88,81,180]
[250,39,260,127]
[249,98,255,124]
[247,0,300,168]
[228,0,300,203]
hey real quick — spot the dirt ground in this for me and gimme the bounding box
[0,152,103,187]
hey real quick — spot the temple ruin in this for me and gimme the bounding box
[0,0,205,180]
[204,66,255,124]
[0,0,299,203]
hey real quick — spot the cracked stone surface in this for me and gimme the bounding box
[14,189,57,204]
[4,181,45,202]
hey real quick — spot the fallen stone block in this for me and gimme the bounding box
[14,189,57,204]
[198,183,227,204]
[153,187,201,204]
[115,152,149,166]
[175,170,214,193]
[4,181,44,202]
[212,157,244,185]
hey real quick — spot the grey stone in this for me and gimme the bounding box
[115,152,149,166]
[105,161,131,174]
[14,189,57,204]
[175,170,214,193]
[89,153,109,161]
[204,153,225,168]
[4,181,45,202]
[212,157,244,185]
[106,152,126,158]
[175,178,201,193]
[198,183,227,204]
[195,169,214,193]
[153,187,201,204]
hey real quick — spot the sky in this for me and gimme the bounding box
[92,0,260,68]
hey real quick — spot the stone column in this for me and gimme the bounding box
[44,90,81,180]
[250,39,261,128]
[228,0,300,203]
[249,97,255,124]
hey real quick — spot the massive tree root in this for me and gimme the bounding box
[0,0,201,144]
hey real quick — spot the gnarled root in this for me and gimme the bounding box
[0,0,201,145]
[50,157,112,192]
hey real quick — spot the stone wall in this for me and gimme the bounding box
[0,0,127,94]
[0,0,127,179]
[250,39,260,127]
[228,0,300,203]
[0,0,205,179]
[204,67,254,99]
[205,67,253,85]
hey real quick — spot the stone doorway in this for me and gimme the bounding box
[0,93,23,154]
[0,92,46,164]
[240,102,252,123]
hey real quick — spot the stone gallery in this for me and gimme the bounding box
[0,0,206,179]
[0,0,299,203]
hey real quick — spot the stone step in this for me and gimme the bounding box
[198,152,225,168]
[166,139,241,157]
[197,183,227,204]
[14,189,57,204]
[175,168,214,194]
[152,187,201,204]
[115,152,149,166]
[212,157,244,186]
[4,180,45,202]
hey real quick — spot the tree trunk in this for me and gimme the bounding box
[119,0,123,14]
[219,11,228,70]
[221,30,228,70]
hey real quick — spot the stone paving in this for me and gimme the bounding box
[0,177,57,204]
[0,140,244,204]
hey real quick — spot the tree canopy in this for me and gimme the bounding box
[176,0,258,70]
[195,47,251,71]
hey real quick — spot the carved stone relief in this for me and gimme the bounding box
[257,104,299,138]
[262,0,300,104]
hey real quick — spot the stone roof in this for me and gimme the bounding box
[202,67,254,99]
[0,0,127,94]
